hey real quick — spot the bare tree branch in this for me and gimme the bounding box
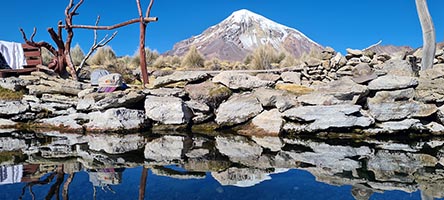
[136,0,144,19]
[58,17,158,30]
[146,0,155,18]
[78,16,118,74]
[20,28,58,56]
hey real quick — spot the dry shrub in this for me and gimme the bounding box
[298,48,323,63]
[204,58,222,70]
[249,44,284,70]
[280,52,302,67]
[70,44,85,66]
[0,87,23,101]
[88,46,117,66]
[41,48,54,66]
[130,48,160,69]
[181,46,204,68]
[153,55,181,69]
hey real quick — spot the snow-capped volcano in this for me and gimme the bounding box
[167,9,323,61]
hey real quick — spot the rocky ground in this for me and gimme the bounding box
[2,47,444,136]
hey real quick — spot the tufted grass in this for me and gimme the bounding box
[0,88,24,100]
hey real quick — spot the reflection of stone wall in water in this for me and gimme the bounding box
[88,168,124,187]
[2,132,444,198]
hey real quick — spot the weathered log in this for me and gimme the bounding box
[415,0,436,70]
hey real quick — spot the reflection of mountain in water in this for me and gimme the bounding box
[1,131,444,199]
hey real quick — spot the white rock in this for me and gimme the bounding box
[212,71,273,90]
[145,95,193,125]
[215,93,263,126]
[251,109,283,135]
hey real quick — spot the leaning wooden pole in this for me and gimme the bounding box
[415,0,436,70]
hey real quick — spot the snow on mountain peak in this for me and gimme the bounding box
[167,9,323,61]
[224,9,321,48]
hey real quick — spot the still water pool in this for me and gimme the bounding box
[0,131,444,199]
[0,166,426,200]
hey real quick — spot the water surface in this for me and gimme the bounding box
[1,131,443,200]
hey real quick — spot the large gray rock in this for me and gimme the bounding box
[368,88,415,103]
[376,119,422,133]
[143,88,186,98]
[368,101,437,121]
[185,100,213,124]
[256,73,281,82]
[283,105,374,132]
[77,90,145,111]
[144,135,186,161]
[184,81,232,109]
[346,48,363,57]
[297,93,343,105]
[380,59,415,76]
[85,108,147,131]
[280,72,301,84]
[27,75,90,96]
[215,136,263,161]
[212,71,274,90]
[0,101,28,116]
[29,102,74,115]
[215,93,263,126]
[0,77,26,91]
[251,109,283,135]
[86,134,146,154]
[424,122,444,135]
[38,113,89,131]
[416,76,444,103]
[253,88,298,112]
[41,94,78,106]
[153,71,209,87]
[316,77,368,102]
[145,95,192,125]
[368,75,418,90]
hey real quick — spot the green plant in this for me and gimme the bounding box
[70,44,85,66]
[181,46,205,68]
[88,46,117,66]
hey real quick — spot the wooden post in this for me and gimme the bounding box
[415,0,436,70]
[138,167,149,200]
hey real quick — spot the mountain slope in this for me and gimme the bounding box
[166,9,324,61]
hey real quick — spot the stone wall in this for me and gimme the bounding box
[2,47,444,136]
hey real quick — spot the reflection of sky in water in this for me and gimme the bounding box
[0,166,431,200]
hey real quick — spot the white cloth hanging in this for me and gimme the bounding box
[0,41,27,69]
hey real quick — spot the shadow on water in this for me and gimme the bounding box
[1,130,444,200]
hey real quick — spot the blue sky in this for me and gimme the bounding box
[1,0,443,56]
